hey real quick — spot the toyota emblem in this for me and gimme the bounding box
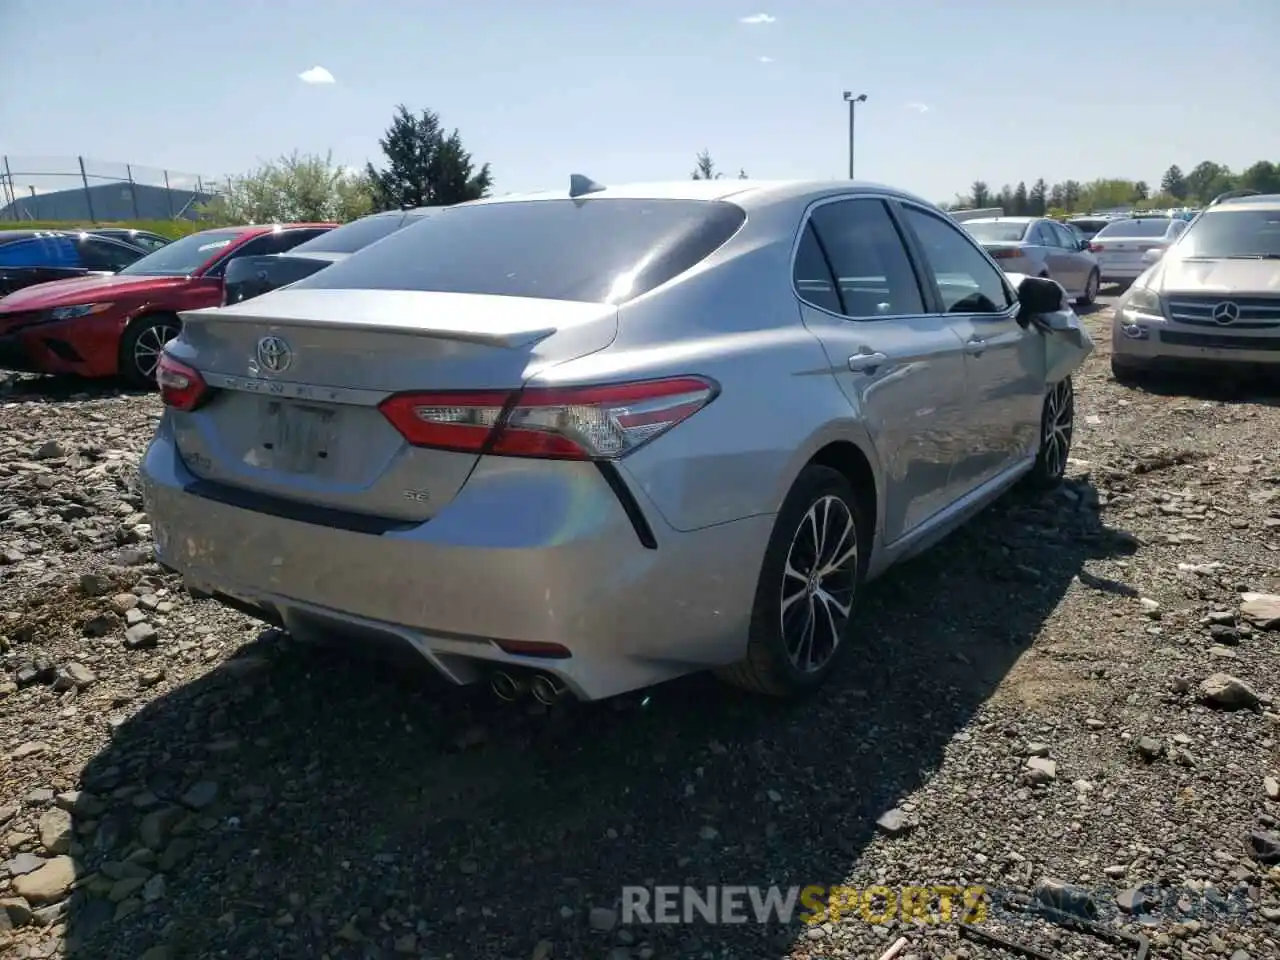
[256,336,293,373]
[1211,301,1240,325]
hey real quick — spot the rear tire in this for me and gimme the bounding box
[119,313,181,388]
[1075,269,1100,307]
[1024,378,1074,490]
[717,465,868,698]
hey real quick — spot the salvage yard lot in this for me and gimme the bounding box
[1,294,1279,959]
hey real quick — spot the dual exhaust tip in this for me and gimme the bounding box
[490,669,568,705]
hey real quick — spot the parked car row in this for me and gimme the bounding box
[0,222,335,384]
[129,177,1095,705]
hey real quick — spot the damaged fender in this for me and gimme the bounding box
[1008,272,1095,385]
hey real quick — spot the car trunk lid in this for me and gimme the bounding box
[168,288,618,522]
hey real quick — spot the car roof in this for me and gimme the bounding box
[461,178,935,212]
[1207,196,1280,212]
[964,216,1037,224]
[195,222,338,237]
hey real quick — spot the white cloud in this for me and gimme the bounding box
[740,13,776,25]
[758,55,775,63]
[905,102,930,113]
[298,65,336,85]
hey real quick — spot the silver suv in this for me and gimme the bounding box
[1111,195,1280,382]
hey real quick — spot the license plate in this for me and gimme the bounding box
[258,400,338,474]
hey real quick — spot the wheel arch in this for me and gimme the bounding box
[117,309,182,380]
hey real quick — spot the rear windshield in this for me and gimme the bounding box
[1174,209,1280,259]
[292,198,748,303]
[1094,218,1174,239]
[290,211,429,255]
[1068,219,1109,233]
[963,221,1029,243]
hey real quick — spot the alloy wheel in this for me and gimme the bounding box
[1043,379,1074,479]
[780,495,859,673]
[133,323,180,380]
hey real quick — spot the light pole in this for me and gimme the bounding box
[842,91,867,179]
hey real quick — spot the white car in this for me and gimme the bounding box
[1088,217,1189,285]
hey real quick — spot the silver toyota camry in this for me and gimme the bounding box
[140,178,1090,704]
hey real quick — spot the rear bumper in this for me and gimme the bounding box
[0,314,121,377]
[1112,320,1280,369]
[139,417,772,701]
[1098,264,1147,282]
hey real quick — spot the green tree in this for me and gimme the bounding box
[1012,181,1028,215]
[1028,179,1048,216]
[1239,160,1280,193]
[1160,165,1187,200]
[691,150,719,180]
[1184,161,1235,203]
[200,151,373,224]
[1047,183,1065,210]
[969,181,990,207]
[1131,180,1150,203]
[366,104,492,211]
[1060,180,1082,212]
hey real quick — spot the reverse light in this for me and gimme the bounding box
[50,302,114,321]
[378,376,719,460]
[156,352,211,412]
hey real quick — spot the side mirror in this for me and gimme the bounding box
[1078,238,1091,252]
[1015,275,1064,326]
[1141,248,1164,265]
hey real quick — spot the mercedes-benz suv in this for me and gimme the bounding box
[1111,195,1280,382]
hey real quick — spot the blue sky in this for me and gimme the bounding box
[2,0,1277,204]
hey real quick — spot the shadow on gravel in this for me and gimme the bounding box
[0,373,148,405]
[63,479,1138,959]
[1117,370,1280,408]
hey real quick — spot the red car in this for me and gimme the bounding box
[0,222,336,386]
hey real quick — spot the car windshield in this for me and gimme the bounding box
[1094,218,1173,239]
[963,221,1029,243]
[117,229,244,276]
[293,198,747,304]
[1173,208,1280,259]
[290,211,428,255]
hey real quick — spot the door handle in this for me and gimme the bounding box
[965,337,987,356]
[847,351,889,374]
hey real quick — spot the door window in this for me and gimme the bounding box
[1029,222,1057,247]
[78,237,141,271]
[805,198,925,319]
[0,236,78,268]
[1049,222,1078,249]
[900,205,1015,314]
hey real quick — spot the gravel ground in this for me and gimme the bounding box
[2,292,1279,960]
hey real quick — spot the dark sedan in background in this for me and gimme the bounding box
[221,206,431,305]
[0,230,148,296]
[84,227,172,252]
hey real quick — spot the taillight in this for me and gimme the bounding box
[1088,242,1103,253]
[378,376,718,460]
[988,248,1020,260]
[156,352,210,411]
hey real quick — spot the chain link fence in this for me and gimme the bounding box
[0,155,235,223]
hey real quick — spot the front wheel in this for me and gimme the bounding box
[1024,377,1074,489]
[119,314,181,388]
[717,465,867,697]
[1075,269,1100,307]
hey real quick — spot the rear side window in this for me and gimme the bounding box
[805,198,925,318]
[293,199,747,304]
[792,223,842,314]
[0,236,78,268]
[900,205,1015,314]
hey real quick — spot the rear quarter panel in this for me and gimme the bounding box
[530,206,882,533]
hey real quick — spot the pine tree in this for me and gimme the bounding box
[366,105,492,211]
